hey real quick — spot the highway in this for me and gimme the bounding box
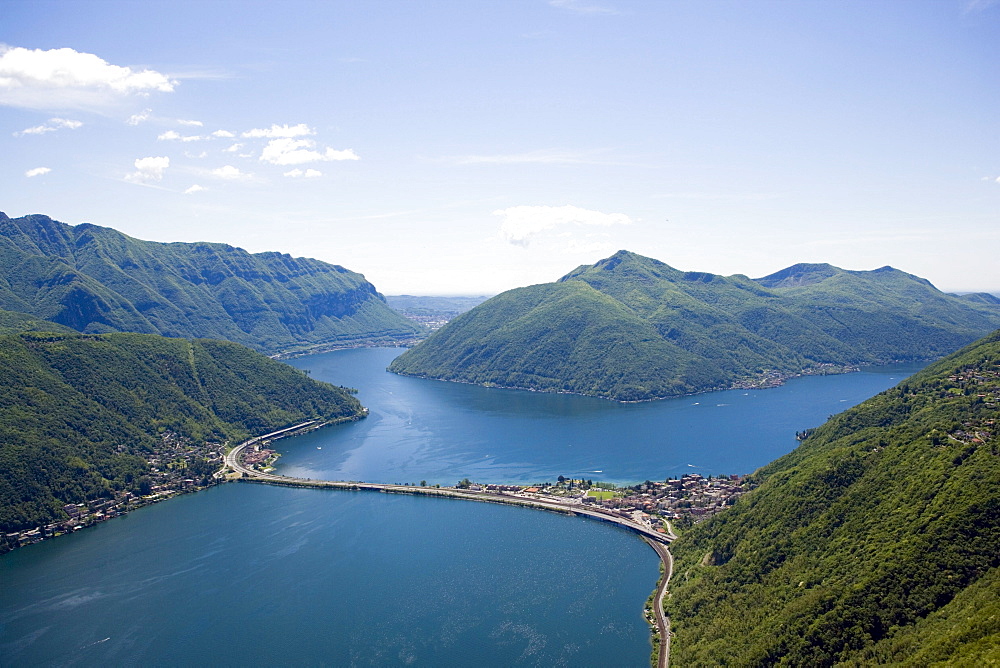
[644,536,674,668]
[225,427,674,545]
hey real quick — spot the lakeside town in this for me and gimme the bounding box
[3,425,749,552]
[1,432,224,553]
[462,473,749,533]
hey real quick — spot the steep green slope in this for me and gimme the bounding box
[756,263,999,360]
[0,332,363,534]
[0,212,422,353]
[0,308,74,335]
[388,281,716,400]
[390,251,1000,401]
[665,331,1000,666]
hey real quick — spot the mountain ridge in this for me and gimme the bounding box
[0,211,423,354]
[389,250,1000,401]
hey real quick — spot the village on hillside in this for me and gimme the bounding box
[2,433,223,553]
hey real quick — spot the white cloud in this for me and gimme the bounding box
[242,123,313,139]
[126,108,152,125]
[211,165,251,180]
[223,142,243,153]
[284,168,323,178]
[178,119,202,127]
[25,166,51,177]
[158,130,201,142]
[493,204,631,246]
[125,156,169,183]
[14,117,83,136]
[184,184,206,194]
[212,129,235,138]
[0,45,176,109]
[260,137,359,165]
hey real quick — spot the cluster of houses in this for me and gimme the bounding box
[943,363,999,445]
[467,474,748,526]
[240,446,278,469]
[593,474,747,521]
[732,362,861,391]
[398,313,452,331]
[3,433,223,553]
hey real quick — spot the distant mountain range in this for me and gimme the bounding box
[385,294,491,316]
[665,330,1000,665]
[0,212,423,354]
[389,250,1000,401]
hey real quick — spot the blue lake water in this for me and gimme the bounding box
[279,348,924,486]
[0,348,925,666]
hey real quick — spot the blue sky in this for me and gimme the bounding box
[2,0,998,294]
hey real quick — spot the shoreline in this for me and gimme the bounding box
[386,360,890,404]
[0,415,365,556]
[223,431,676,666]
[6,417,698,666]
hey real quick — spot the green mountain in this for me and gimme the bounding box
[0,212,423,354]
[389,251,1000,401]
[0,308,74,335]
[665,331,1000,665]
[0,332,363,535]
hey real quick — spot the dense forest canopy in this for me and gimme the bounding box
[665,330,1000,665]
[0,332,363,535]
[390,250,1000,401]
[0,211,422,354]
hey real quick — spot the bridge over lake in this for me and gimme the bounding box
[223,423,674,545]
[223,423,675,666]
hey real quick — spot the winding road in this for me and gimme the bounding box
[644,536,674,668]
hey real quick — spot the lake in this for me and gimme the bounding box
[277,348,922,485]
[0,348,924,666]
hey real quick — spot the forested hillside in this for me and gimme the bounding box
[666,331,1000,665]
[0,332,363,537]
[390,251,1000,401]
[0,308,74,335]
[0,212,422,354]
